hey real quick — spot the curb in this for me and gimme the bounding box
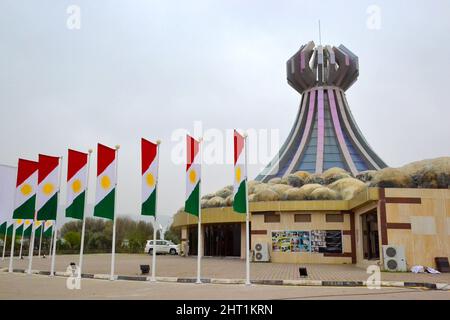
[1,268,448,291]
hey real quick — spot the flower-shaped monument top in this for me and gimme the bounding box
[287,41,359,94]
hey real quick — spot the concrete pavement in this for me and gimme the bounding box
[1,254,449,284]
[1,272,449,300]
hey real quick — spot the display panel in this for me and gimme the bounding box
[271,231,310,253]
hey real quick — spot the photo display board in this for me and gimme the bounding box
[311,230,342,253]
[272,230,342,254]
[271,231,310,253]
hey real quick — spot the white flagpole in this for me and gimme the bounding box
[19,226,24,259]
[8,222,17,272]
[244,133,251,286]
[1,230,7,260]
[48,225,53,257]
[151,141,161,282]
[78,149,92,280]
[196,138,203,284]
[50,156,63,276]
[38,223,43,257]
[27,219,36,273]
[110,145,120,281]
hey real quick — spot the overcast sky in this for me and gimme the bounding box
[1,0,449,226]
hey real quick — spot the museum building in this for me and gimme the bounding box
[173,41,450,270]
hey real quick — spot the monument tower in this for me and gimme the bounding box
[257,41,387,182]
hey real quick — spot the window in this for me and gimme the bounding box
[264,212,280,223]
[326,214,344,223]
[295,214,312,223]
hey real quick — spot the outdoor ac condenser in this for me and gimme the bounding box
[382,245,407,272]
[253,243,270,262]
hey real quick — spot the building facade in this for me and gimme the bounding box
[173,188,450,268]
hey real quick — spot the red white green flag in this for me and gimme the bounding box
[233,130,247,214]
[13,159,38,220]
[141,138,158,216]
[66,149,88,220]
[94,144,116,220]
[185,135,200,216]
[36,155,60,221]
[43,220,53,238]
[23,219,33,237]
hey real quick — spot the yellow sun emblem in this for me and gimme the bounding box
[25,220,31,226]
[100,175,111,190]
[72,179,82,193]
[146,173,155,187]
[20,184,32,196]
[189,170,197,184]
[235,167,242,183]
[42,183,55,196]
[45,221,52,227]
[17,219,23,225]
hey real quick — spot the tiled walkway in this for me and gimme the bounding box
[1,254,449,284]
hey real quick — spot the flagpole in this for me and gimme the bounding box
[27,219,36,273]
[110,145,120,281]
[8,222,17,272]
[50,156,63,277]
[196,137,203,284]
[244,133,251,286]
[151,140,161,282]
[1,230,7,260]
[19,226,24,259]
[48,225,53,257]
[38,223,43,257]
[78,149,92,280]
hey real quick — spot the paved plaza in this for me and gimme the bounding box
[0,272,449,300]
[1,254,450,284]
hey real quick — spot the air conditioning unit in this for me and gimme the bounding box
[253,243,270,262]
[382,245,407,272]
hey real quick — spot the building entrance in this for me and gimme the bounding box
[204,223,241,257]
[361,211,380,260]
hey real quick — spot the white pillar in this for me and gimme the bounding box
[110,146,120,281]
[50,221,57,275]
[8,222,17,272]
[2,231,7,261]
[38,224,43,257]
[48,226,54,257]
[150,141,160,282]
[50,156,64,276]
[78,149,92,280]
[19,227,24,259]
[196,138,203,284]
[151,216,157,281]
[27,220,36,274]
[244,134,251,286]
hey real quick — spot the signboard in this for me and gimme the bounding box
[272,230,342,254]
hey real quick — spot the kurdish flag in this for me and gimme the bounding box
[233,130,247,214]
[141,138,158,216]
[185,135,201,216]
[94,144,116,220]
[43,220,53,238]
[13,159,38,220]
[0,222,6,236]
[34,220,43,236]
[36,155,60,221]
[23,219,33,237]
[15,218,25,235]
[66,149,88,220]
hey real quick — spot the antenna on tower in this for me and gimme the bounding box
[318,20,322,45]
